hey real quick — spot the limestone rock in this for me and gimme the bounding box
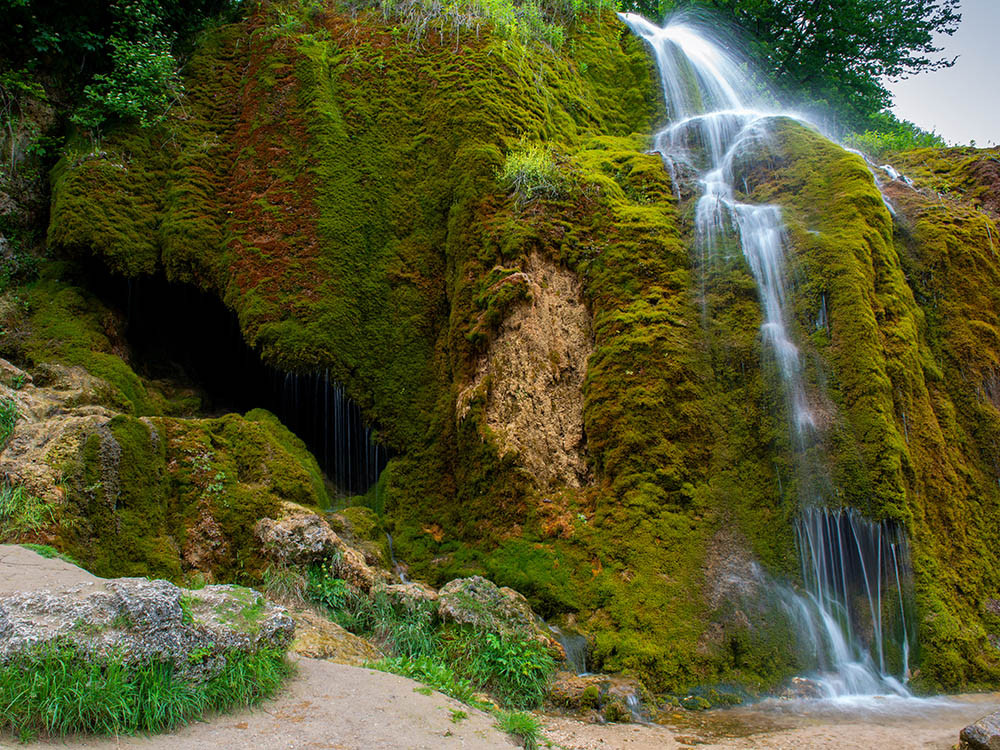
[255,502,390,593]
[255,504,342,565]
[437,575,562,656]
[961,711,1000,750]
[547,671,646,723]
[289,608,383,666]
[0,546,293,682]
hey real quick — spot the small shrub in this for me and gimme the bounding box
[447,630,556,709]
[494,709,541,749]
[844,118,946,158]
[306,563,350,610]
[498,142,566,204]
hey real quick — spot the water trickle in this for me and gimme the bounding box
[548,624,589,675]
[621,12,916,698]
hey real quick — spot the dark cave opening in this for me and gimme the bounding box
[81,266,389,498]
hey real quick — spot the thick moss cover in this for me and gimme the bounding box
[41,2,1000,694]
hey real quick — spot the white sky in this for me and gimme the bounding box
[887,0,1000,146]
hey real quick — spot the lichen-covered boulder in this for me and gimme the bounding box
[255,504,341,565]
[0,547,293,682]
[961,711,1000,750]
[437,575,563,656]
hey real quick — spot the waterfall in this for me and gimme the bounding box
[621,12,915,698]
[273,370,389,500]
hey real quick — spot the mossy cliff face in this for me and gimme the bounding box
[38,2,1000,694]
[738,122,1000,690]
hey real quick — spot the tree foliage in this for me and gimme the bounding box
[0,0,236,130]
[622,0,962,132]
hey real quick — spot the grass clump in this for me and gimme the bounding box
[494,709,542,749]
[0,643,291,739]
[0,484,52,539]
[0,397,17,447]
[445,630,555,709]
[20,544,80,566]
[498,142,565,204]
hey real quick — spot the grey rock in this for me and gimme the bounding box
[961,710,1000,750]
[0,572,293,683]
[255,502,389,593]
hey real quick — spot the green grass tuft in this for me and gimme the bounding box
[0,397,17,447]
[498,142,565,204]
[493,709,542,749]
[0,643,291,738]
[0,484,52,539]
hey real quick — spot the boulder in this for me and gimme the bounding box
[547,671,646,722]
[437,575,563,656]
[289,608,383,666]
[255,504,342,565]
[0,546,293,683]
[255,503,390,593]
[961,711,1000,750]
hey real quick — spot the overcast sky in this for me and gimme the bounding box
[887,0,999,146]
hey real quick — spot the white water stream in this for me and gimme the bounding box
[621,12,915,700]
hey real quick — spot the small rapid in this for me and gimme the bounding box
[620,11,917,700]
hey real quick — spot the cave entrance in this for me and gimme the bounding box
[83,267,389,500]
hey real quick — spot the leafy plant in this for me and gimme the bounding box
[447,630,556,709]
[306,563,350,611]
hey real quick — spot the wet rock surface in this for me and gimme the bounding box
[961,710,1000,750]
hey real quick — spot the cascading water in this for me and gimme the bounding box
[621,12,916,699]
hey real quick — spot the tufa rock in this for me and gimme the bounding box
[288,607,383,666]
[380,582,439,612]
[0,548,293,683]
[961,711,1000,750]
[255,502,389,593]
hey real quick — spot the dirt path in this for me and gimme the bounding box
[15,658,517,750]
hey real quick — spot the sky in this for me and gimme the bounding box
[887,0,1000,146]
